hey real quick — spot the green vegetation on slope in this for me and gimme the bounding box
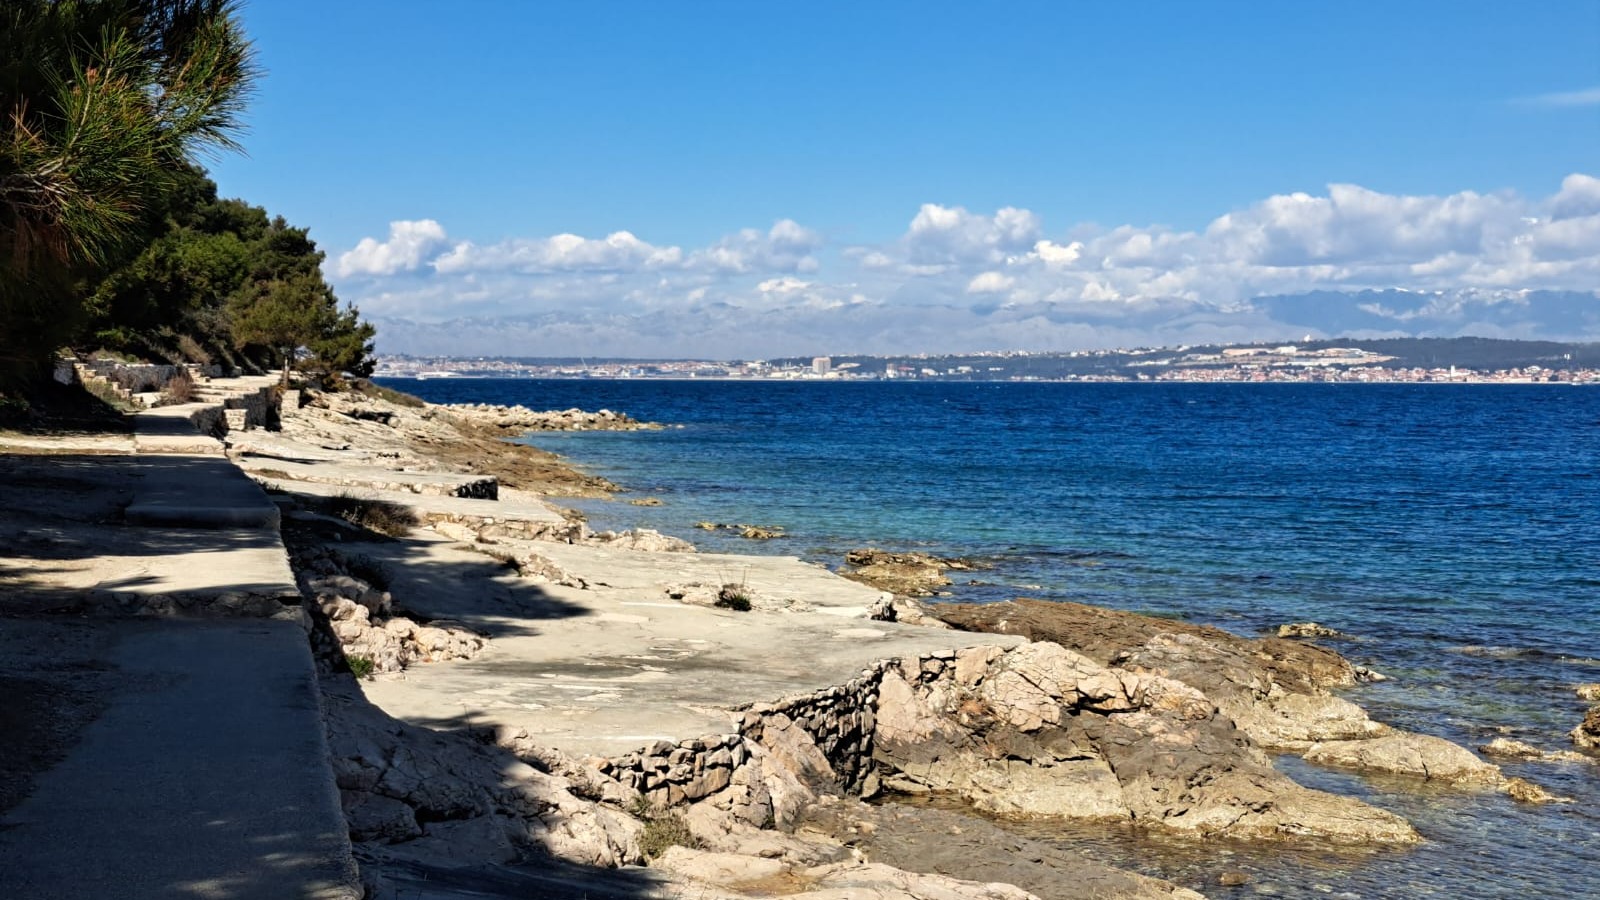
[84,165,375,380]
[0,1,375,404]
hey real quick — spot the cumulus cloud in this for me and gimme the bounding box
[966,272,1014,294]
[432,230,682,275]
[901,203,1042,266]
[336,219,448,277]
[687,219,822,273]
[334,176,1600,357]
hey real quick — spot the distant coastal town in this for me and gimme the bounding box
[375,337,1600,385]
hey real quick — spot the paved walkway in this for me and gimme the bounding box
[0,374,358,899]
[0,621,360,900]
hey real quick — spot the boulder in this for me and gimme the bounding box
[1571,705,1600,749]
[590,528,696,553]
[1115,631,1386,751]
[873,643,1420,845]
[935,599,1500,795]
[323,681,643,867]
[652,846,787,887]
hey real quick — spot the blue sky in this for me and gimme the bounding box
[209,1,1600,357]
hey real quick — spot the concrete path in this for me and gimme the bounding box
[0,619,360,900]
[133,404,226,454]
[126,453,284,530]
[0,373,355,899]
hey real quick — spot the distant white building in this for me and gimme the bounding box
[812,356,831,376]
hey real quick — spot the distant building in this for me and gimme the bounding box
[812,356,831,376]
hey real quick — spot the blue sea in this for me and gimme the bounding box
[385,378,1600,898]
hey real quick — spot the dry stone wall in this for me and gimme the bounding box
[593,656,911,816]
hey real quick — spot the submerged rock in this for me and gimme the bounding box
[798,800,1206,900]
[1503,777,1575,805]
[1571,705,1600,749]
[841,548,983,597]
[1480,737,1589,763]
[441,403,662,432]
[1303,733,1502,784]
[1278,622,1342,638]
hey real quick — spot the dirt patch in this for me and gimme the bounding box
[407,419,618,497]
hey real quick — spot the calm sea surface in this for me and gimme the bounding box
[383,378,1600,898]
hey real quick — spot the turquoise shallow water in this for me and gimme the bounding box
[385,378,1600,898]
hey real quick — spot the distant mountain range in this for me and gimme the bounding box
[371,289,1600,360]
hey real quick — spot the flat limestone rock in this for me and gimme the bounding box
[873,642,1420,846]
[1303,733,1503,785]
[799,801,1207,900]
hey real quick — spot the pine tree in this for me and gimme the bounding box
[0,0,255,385]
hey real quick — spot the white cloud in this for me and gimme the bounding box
[432,230,682,275]
[1519,85,1600,108]
[758,276,811,294]
[901,203,1042,265]
[336,219,448,277]
[687,219,822,273]
[1030,239,1083,266]
[337,175,1600,357]
[966,271,1015,294]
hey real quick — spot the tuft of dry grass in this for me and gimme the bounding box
[160,370,196,405]
[326,494,419,537]
[350,378,426,408]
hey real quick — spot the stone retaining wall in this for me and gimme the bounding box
[595,733,752,807]
[594,651,962,811]
[185,384,277,437]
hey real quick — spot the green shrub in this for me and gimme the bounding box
[0,393,29,425]
[346,654,376,680]
[635,807,699,859]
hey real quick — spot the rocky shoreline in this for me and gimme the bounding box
[258,384,1600,899]
[6,375,1593,899]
